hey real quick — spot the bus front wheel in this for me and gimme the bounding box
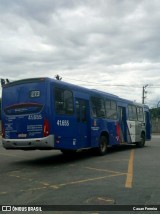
[97,135,108,156]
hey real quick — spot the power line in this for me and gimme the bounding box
[65,77,160,89]
[64,77,144,87]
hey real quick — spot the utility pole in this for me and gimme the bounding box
[142,84,148,104]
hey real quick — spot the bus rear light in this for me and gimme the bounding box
[116,122,121,142]
[43,119,50,137]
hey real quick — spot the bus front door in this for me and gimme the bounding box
[118,106,127,143]
[76,99,90,148]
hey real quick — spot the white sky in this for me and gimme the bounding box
[0,0,160,107]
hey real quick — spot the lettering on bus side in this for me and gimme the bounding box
[28,114,42,120]
[57,120,70,126]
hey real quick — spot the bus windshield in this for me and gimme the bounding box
[4,103,43,115]
[2,78,46,114]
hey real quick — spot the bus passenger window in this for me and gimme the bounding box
[55,88,74,115]
[128,105,137,121]
[76,100,80,122]
[91,97,97,117]
[91,97,105,118]
[81,101,87,122]
[64,90,74,114]
[105,99,117,119]
[137,107,144,121]
[76,100,87,123]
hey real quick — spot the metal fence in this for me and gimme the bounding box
[151,118,160,134]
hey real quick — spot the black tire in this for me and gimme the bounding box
[136,133,145,148]
[97,135,108,156]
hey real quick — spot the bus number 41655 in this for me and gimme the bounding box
[57,120,70,126]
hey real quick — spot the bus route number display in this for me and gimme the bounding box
[30,90,40,98]
[57,120,69,126]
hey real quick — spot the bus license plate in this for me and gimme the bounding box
[18,133,27,138]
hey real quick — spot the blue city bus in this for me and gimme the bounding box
[1,77,151,155]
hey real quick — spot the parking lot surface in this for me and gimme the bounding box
[0,135,160,213]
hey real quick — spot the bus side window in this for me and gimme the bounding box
[137,107,144,122]
[55,88,74,115]
[91,97,105,118]
[76,100,80,122]
[55,89,65,114]
[118,107,122,120]
[128,105,137,121]
[91,97,97,117]
[76,99,87,123]
[64,90,74,114]
[105,99,117,119]
[81,101,87,122]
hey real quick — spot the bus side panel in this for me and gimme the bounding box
[53,115,78,150]
[107,120,120,146]
[145,111,152,140]
[90,118,119,147]
[52,90,91,151]
[127,120,146,143]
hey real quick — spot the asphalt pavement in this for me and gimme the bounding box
[0,135,160,214]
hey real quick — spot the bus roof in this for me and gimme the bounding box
[2,77,47,88]
[91,89,119,98]
[2,77,146,108]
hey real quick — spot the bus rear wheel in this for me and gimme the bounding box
[97,135,108,156]
[136,133,145,148]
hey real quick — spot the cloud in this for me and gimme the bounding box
[0,0,160,107]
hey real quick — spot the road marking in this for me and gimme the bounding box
[9,174,33,182]
[97,197,114,203]
[9,172,60,190]
[11,172,126,192]
[39,182,50,186]
[125,149,134,188]
[85,166,126,174]
[20,186,47,192]
[50,172,126,189]
[98,158,128,163]
[4,156,129,193]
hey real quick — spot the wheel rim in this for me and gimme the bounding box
[100,136,107,153]
[141,135,145,146]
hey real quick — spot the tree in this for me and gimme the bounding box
[150,108,160,119]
